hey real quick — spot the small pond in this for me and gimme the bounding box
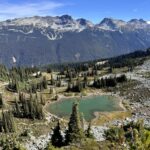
[46,95,123,121]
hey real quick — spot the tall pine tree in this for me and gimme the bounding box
[65,102,85,144]
[51,121,63,147]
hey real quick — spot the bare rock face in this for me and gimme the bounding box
[0,16,150,66]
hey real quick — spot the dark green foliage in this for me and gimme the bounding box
[30,83,37,93]
[13,93,44,120]
[42,76,48,89]
[0,135,26,150]
[105,126,125,144]
[80,113,85,129]
[9,67,39,81]
[147,48,150,54]
[65,102,85,144]
[105,77,117,87]
[0,111,15,133]
[93,74,127,89]
[105,120,150,149]
[0,64,9,81]
[7,66,41,93]
[40,95,46,105]
[85,122,94,139]
[28,77,48,93]
[93,77,116,88]
[67,80,84,92]
[51,121,63,147]
[107,50,150,68]
[8,78,19,92]
[108,67,113,73]
[47,68,52,73]
[45,49,150,73]
[83,75,88,87]
[0,94,4,108]
[50,74,55,85]
[48,103,96,148]
[116,74,127,83]
[20,129,30,137]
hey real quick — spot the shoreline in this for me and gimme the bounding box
[44,89,127,123]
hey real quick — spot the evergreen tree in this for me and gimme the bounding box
[51,74,55,85]
[118,126,125,144]
[13,93,44,120]
[0,94,4,108]
[65,102,85,144]
[83,75,88,87]
[50,88,54,94]
[40,95,45,105]
[80,113,85,129]
[14,99,22,117]
[51,121,63,147]
[85,122,94,139]
[42,76,48,89]
[0,110,15,133]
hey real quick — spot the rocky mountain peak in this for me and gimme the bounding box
[127,19,149,29]
[97,18,126,30]
[59,15,73,20]
[0,15,149,32]
[128,19,147,24]
[76,18,94,27]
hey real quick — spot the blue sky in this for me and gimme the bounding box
[0,0,149,23]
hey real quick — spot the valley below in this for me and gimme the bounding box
[22,57,150,150]
[0,50,150,149]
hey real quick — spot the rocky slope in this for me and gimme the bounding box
[0,15,150,66]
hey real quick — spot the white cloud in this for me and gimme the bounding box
[0,1,65,20]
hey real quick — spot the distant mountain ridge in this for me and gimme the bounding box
[0,15,150,66]
[1,15,150,32]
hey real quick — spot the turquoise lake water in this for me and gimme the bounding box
[46,95,123,121]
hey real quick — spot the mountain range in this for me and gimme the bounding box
[0,15,150,66]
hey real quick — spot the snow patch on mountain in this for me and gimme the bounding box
[8,29,33,34]
[40,29,63,40]
[0,16,149,33]
[126,19,149,30]
[0,15,93,33]
[0,16,150,41]
[96,18,126,31]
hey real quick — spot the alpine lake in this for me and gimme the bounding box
[46,95,124,121]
